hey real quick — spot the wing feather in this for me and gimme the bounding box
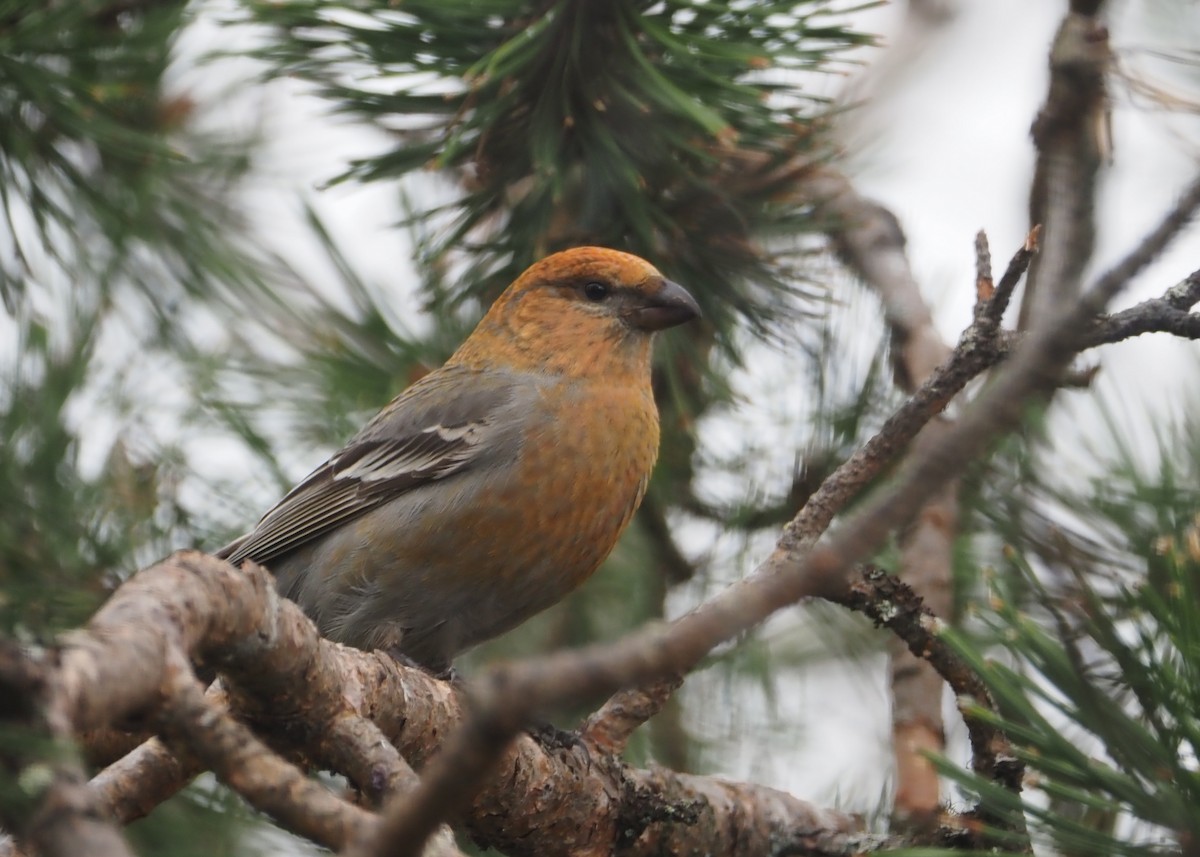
[218,369,524,566]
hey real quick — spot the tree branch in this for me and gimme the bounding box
[579,676,683,756]
[833,566,1021,792]
[156,652,376,852]
[1019,5,1111,328]
[39,554,863,857]
[0,641,132,857]
[785,231,1039,546]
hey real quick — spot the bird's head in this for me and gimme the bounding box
[452,247,700,377]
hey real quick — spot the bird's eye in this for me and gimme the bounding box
[583,281,610,302]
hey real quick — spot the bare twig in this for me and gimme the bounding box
[834,566,1020,790]
[975,230,994,303]
[786,233,1038,546]
[578,676,684,755]
[1086,273,1200,344]
[1087,173,1200,304]
[978,226,1041,332]
[951,267,1200,376]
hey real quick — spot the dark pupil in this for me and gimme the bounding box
[583,281,609,302]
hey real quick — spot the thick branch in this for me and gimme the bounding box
[156,654,374,852]
[61,554,861,857]
[56,552,276,732]
[0,642,132,857]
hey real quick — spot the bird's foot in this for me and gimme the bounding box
[527,721,586,754]
[381,648,460,685]
[435,664,464,687]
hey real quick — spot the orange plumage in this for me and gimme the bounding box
[218,247,699,671]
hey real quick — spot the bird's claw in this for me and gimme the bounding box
[527,722,587,755]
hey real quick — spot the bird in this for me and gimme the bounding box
[217,246,700,673]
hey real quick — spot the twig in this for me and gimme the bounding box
[786,233,1038,547]
[834,567,1021,791]
[1019,6,1110,329]
[975,230,994,304]
[1086,173,1200,306]
[977,226,1041,333]
[1086,270,1200,345]
[578,676,683,755]
[948,267,1200,375]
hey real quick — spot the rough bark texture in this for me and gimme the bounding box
[6,552,868,857]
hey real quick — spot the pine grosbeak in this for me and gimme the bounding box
[218,247,699,672]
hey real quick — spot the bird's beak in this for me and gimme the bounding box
[627,280,701,332]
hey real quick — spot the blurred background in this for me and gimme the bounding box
[4,0,1200,853]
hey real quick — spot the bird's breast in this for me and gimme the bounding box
[486,379,659,588]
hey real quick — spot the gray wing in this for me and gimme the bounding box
[217,367,527,566]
